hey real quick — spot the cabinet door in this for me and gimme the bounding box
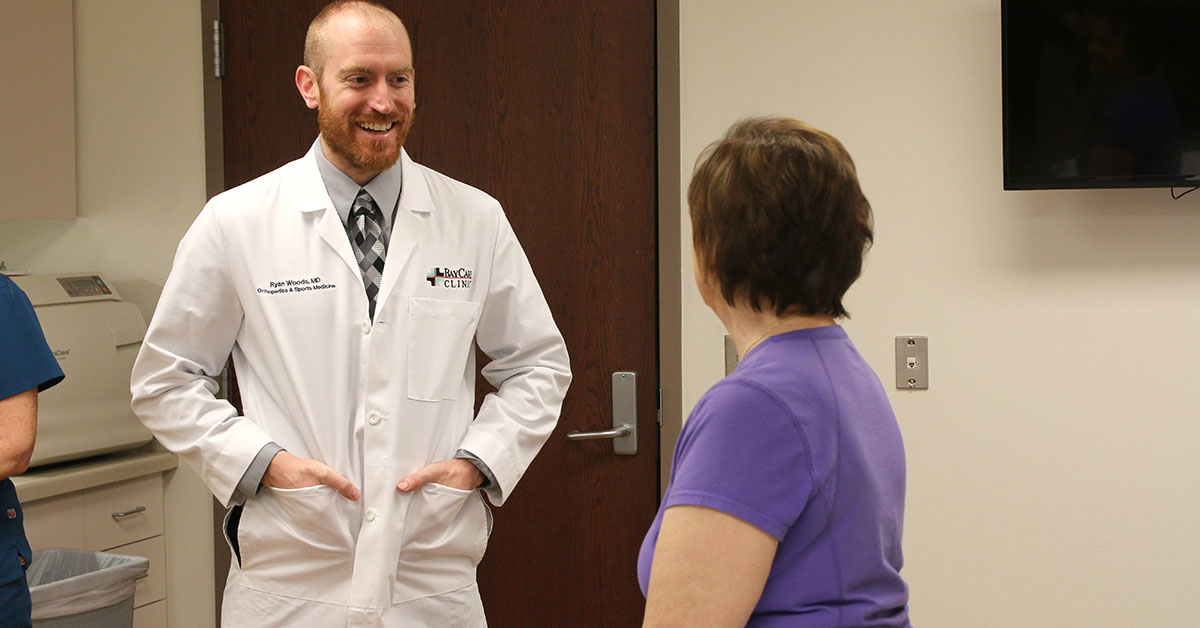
[110,535,167,607]
[21,491,84,550]
[133,599,167,628]
[0,0,76,219]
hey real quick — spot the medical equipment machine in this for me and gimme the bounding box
[10,273,154,467]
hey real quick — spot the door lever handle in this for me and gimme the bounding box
[567,424,633,440]
[565,371,637,455]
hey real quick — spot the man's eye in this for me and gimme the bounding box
[392,76,409,85]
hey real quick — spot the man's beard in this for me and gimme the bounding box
[318,103,413,175]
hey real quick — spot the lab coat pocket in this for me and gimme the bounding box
[408,298,482,401]
[237,484,356,604]
[394,483,489,602]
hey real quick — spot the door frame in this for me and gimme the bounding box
[199,1,226,617]
[656,0,683,494]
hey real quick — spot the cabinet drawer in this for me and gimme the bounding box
[83,474,163,550]
[110,535,166,607]
[21,491,84,551]
[133,598,166,628]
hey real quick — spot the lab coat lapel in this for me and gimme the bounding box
[293,149,364,288]
[316,207,362,286]
[376,149,431,313]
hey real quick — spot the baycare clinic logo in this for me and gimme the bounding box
[426,267,473,289]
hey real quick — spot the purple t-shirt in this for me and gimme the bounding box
[639,325,910,627]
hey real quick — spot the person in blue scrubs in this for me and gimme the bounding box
[0,274,64,627]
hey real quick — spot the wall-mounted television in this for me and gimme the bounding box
[1003,0,1200,190]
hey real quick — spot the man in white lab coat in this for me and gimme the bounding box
[129,2,571,626]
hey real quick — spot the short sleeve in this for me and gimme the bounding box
[663,381,813,540]
[0,277,65,400]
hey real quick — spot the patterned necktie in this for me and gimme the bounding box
[350,189,386,320]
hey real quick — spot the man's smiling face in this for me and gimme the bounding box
[306,10,415,184]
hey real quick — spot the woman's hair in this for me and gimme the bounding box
[688,116,873,318]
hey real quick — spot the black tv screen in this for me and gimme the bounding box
[1003,0,1200,190]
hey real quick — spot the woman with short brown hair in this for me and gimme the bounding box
[639,117,911,627]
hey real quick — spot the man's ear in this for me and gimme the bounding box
[296,65,320,110]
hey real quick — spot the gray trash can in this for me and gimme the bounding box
[26,549,150,628]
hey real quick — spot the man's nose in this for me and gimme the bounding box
[369,81,395,114]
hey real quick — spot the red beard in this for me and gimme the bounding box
[317,104,413,175]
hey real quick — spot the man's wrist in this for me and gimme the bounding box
[236,442,284,499]
[454,449,494,489]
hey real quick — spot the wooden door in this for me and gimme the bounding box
[218,2,659,626]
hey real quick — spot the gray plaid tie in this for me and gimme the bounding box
[350,189,386,320]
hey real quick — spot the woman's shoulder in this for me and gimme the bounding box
[0,276,37,326]
[706,357,836,425]
[669,378,818,540]
[0,274,20,302]
[683,378,810,454]
[695,378,794,423]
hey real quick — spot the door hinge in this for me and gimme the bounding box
[656,388,663,426]
[212,20,225,78]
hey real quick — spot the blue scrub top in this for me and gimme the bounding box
[1,275,64,398]
[1,274,65,582]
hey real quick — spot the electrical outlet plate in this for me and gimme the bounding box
[894,336,928,390]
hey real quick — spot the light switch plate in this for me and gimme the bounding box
[724,335,738,376]
[895,336,928,389]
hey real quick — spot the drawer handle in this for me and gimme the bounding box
[111,506,147,519]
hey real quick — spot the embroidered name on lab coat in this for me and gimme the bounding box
[256,276,338,295]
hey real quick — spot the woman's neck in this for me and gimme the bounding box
[719,305,836,359]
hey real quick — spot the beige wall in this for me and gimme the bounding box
[677,1,1200,626]
[0,1,216,626]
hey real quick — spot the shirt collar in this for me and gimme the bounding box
[312,137,404,240]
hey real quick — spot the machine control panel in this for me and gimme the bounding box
[56,275,112,298]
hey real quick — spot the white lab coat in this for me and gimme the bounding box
[130,146,571,628]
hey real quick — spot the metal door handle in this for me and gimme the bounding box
[566,371,637,455]
[111,506,146,519]
[567,424,632,440]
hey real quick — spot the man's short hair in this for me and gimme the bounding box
[304,1,405,78]
[688,116,873,319]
